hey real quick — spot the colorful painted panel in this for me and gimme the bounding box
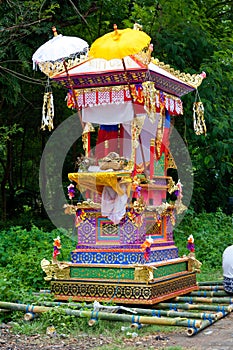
[166,215,174,241]
[154,154,165,176]
[153,177,168,186]
[51,273,197,304]
[151,273,197,299]
[154,262,187,279]
[55,71,193,98]
[69,260,187,281]
[71,250,143,265]
[71,247,178,265]
[77,209,147,246]
[149,247,178,261]
[97,218,120,244]
[71,71,146,89]
[70,266,135,280]
[145,215,164,240]
[77,216,97,245]
[119,217,146,245]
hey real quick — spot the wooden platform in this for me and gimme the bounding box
[50,257,198,305]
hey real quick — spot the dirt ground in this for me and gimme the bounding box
[1,312,233,350]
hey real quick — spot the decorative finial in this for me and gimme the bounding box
[52,26,58,37]
[133,23,142,31]
[200,71,206,79]
[187,234,195,253]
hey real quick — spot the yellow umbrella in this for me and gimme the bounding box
[89,24,151,61]
[89,24,151,176]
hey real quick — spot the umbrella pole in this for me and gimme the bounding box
[121,59,148,178]
[63,60,84,129]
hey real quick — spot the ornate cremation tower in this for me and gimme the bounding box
[41,28,206,304]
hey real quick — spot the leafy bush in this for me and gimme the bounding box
[0,213,56,232]
[0,225,74,302]
[174,208,233,271]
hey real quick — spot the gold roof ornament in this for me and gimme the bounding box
[82,122,95,134]
[150,58,206,89]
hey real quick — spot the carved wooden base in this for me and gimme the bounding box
[51,271,198,305]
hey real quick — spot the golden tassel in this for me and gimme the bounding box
[41,91,54,131]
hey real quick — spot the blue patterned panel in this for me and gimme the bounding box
[71,247,179,265]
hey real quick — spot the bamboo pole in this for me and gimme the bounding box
[0,302,51,313]
[198,285,224,291]
[132,307,218,321]
[173,296,233,304]
[39,301,93,309]
[0,301,202,328]
[187,309,230,336]
[198,281,223,286]
[131,322,149,329]
[38,301,218,321]
[38,302,216,320]
[24,312,39,321]
[189,291,229,297]
[156,302,233,313]
[0,308,11,313]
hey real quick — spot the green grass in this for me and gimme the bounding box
[196,268,223,282]
[9,315,187,349]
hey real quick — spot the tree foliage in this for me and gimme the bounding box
[0,0,233,220]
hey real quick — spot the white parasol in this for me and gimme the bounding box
[32,26,89,76]
[32,27,89,129]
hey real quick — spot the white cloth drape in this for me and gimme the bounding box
[101,184,128,224]
[82,102,134,125]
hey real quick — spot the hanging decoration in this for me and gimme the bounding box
[165,151,177,170]
[193,90,207,136]
[82,122,95,157]
[32,27,89,130]
[124,114,146,172]
[66,85,183,115]
[130,115,146,167]
[155,101,165,160]
[142,82,183,122]
[142,81,157,123]
[172,179,187,215]
[41,79,54,131]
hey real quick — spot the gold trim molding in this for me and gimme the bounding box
[151,57,205,89]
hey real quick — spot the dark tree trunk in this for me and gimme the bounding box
[1,140,13,220]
